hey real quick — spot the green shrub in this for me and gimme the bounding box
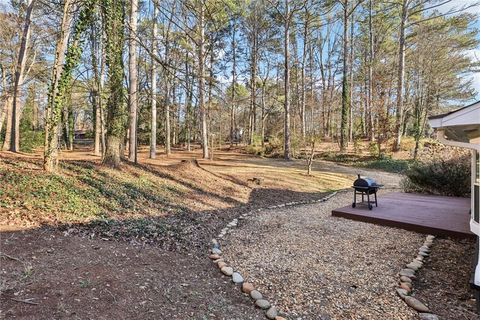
[20,130,44,153]
[361,158,412,173]
[368,142,379,156]
[353,138,362,154]
[251,133,263,146]
[402,155,471,197]
[84,130,94,139]
[245,144,264,156]
[264,136,283,157]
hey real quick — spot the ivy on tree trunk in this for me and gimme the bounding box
[44,0,94,172]
[101,0,127,168]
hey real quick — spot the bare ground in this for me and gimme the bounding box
[0,149,349,319]
[414,237,478,319]
[0,186,329,319]
[1,228,263,320]
[0,148,477,319]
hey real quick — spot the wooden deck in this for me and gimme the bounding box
[332,192,473,238]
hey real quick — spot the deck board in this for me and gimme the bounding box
[331,192,473,238]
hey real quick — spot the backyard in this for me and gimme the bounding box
[1,0,479,318]
[0,146,477,319]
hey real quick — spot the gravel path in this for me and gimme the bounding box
[222,189,425,320]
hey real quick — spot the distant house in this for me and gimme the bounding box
[74,130,88,140]
[429,101,480,308]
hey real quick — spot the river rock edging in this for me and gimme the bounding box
[208,191,338,320]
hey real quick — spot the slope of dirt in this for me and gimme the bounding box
[0,154,251,229]
[1,151,343,319]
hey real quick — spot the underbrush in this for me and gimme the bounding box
[245,144,264,156]
[401,157,470,197]
[20,130,44,153]
[401,143,471,197]
[359,158,412,173]
[0,158,189,226]
[318,152,412,173]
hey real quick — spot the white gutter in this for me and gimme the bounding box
[436,130,480,151]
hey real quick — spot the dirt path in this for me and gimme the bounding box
[202,155,403,193]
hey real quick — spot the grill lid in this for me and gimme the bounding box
[353,174,379,188]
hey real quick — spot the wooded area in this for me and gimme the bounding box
[0,0,478,171]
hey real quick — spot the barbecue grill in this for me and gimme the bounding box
[352,174,383,210]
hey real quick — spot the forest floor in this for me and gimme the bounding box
[0,145,476,319]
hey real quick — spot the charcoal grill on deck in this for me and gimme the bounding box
[352,175,383,210]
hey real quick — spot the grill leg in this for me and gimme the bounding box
[375,192,378,207]
[362,193,364,203]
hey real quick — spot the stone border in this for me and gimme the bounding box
[396,234,439,320]
[208,191,338,320]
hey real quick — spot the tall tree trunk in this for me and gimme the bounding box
[2,98,13,151]
[319,34,327,136]
[102,0,127,168]
[308,39,314,135]
[93,89,102,156]
[340,0,350,152]
[348,10,355,143]
[249,27,257,145]
[150,3,158,159]
[186,84,193,152]
[198,2,208,158]
[0,98,9,136]
[393,0,408,151]
[207,49,214,148]
[10,0,36,152]
[261,85,266,149]
[283,0,291,160]
[64,101,74,151]
[128,0,138,162]
[165,80,171,155]
[0,65,10,135]
[300,11,308,139]
[184,52,193,152]
[172,82,177,146]
[43,0,75,171]
[230,19,237,147]
[368,0,375,141]
[99,37,107,156]
[91,20,102,156]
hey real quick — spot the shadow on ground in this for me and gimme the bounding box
[0,171,330,319]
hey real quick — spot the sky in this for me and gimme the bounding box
[437,0,480,100]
